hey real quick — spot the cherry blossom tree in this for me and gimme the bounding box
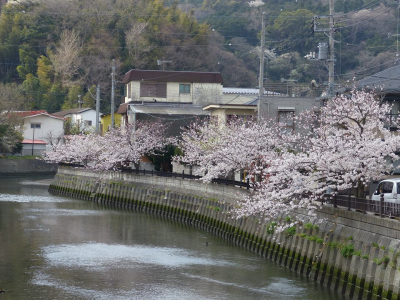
[175,116,304,182]
[176,90,400,224]
[43,120,170,171]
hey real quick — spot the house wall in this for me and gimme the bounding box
[124,81,223,105]
[210,108,256,124]
[67,110,97,132]
[261,96,317,120]
[23,116,64,140]
[79,110,98,131]
[100,114,122,134]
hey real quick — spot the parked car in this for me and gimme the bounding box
[371,178,400,203]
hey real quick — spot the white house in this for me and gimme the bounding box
[122,70,223,106]
[53,108,98,132]
[15,111,65,156]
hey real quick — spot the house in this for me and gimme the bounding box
[15,111,65,156]
[118,69,225,135]
[219,86,320,133]
[53,108,98,133]
[355,63,400,180]
[122,70,223,106]
[356,63,400,129]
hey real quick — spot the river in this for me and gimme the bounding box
[0,176,346,299]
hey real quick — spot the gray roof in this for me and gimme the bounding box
[357,63,400,92]
[53,108,94,117]
[128,104,208,117]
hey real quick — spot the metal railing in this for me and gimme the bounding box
[321,193,400,218]
[263,83,326,98]
[59,162,250,190]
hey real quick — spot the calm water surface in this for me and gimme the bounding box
[0,176,346,300]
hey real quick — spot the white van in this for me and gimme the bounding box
[371,178,400,203]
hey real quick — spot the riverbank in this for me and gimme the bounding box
[0,158,57,176]
[49,166,400,299]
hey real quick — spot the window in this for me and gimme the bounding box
[140,82,166,98]
[278,108,295,132]
[30,123,41,129]
[127,82,131,98]
[179,84,190,94]
[84,120,92,127]
[376,182,394,194]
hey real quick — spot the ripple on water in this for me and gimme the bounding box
[19,179,53,186]
[0,193,71,203]
[19,208,104,217]
[41,242,236,270]
[32,271,211,300]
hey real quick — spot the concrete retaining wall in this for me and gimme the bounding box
[50,166,400,299]
[0,159,57,176]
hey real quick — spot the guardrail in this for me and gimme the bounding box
[321,193,400,218]
[58,163,250,190]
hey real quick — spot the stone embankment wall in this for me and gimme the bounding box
[50,166,400,300]
[0,159,57,176]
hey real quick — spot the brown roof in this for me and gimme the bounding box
[117,102,130,114]
[122,70,223,84]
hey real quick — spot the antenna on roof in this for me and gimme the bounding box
[157,59,172,71]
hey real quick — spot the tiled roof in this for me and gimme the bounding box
[357,63,400,92]
[123,70,223,84]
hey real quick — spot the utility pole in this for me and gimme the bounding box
[328,0,335,97]
[111,59,115,128]
[258,11,266,120]
[96,84,100,134]
[312,0,335,98]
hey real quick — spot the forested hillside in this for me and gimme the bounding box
[0,0,398,114]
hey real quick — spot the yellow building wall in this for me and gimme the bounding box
[101,113,122,135]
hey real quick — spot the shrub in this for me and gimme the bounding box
[341,244,355,258]
[327,241,340,249]
[285,226,296,237]
[304,222,319,230]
